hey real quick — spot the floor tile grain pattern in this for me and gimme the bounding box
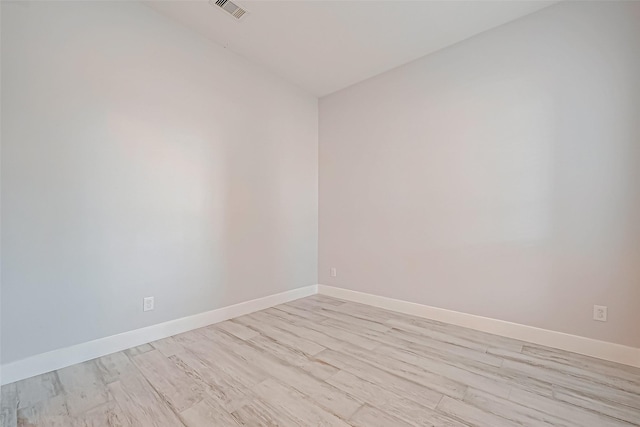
[3,295,639,426]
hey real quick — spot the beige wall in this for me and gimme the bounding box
[1,1,318,364]
[319,1,640,347]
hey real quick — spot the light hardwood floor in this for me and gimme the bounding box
[2,295,640,426]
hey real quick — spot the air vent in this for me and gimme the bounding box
[211,0,248,20]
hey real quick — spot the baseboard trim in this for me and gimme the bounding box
[1,285,318,385]
[5,283,638,385]
[317,285,640,368]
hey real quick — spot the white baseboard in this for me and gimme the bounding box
[5,283,638,385]
[318,285,640,368]
[1,285,318,385]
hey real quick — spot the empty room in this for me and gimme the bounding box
[1,0,639,425]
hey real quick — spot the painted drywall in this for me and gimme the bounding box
[319,1,640,347]
[1,1,318,364]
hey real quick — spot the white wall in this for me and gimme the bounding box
[319,1,640,347]
[1,1,318,364]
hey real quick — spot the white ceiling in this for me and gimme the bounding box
[148,1,557,96]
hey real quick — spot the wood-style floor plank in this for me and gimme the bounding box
[437,395,519,427]
[317,348,458,404]
[108,374,186,426]
[252,378,352,427]
[169,348,254,412]
[216,319,261,341]
[266,307,381,351]
[14,372,62,410]
[130,350,205,413]
[56,360,112,416]
[348,404,414,427]
[252,309,379,352]
[247,334,339,380]
[230,398,300,427]
[234,314,326,356]
[1,383,18,427]
[179,397,242,426]
[326,370,466,427]
[95,352,140,385]
[462,388,574,427]
[123,343,154,358]
[508,387,635,427]
[2,294,639,427]
[16,395,72,427]
[553,386,640,425]
[74,401,132,427]
[149,336,184,358]
[202,325,363,419]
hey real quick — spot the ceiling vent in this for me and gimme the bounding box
[211,0,248,20]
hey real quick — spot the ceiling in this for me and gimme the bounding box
[147,1,557,97]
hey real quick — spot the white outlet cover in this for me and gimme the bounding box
[330,267,337,277]
[143,297,155,312]
[593,305,607,322]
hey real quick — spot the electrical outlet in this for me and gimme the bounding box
[593,305,607,322]
[143,296,155,312]
[330,267,337,277]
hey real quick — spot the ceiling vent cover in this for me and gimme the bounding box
[211,0,248,20]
